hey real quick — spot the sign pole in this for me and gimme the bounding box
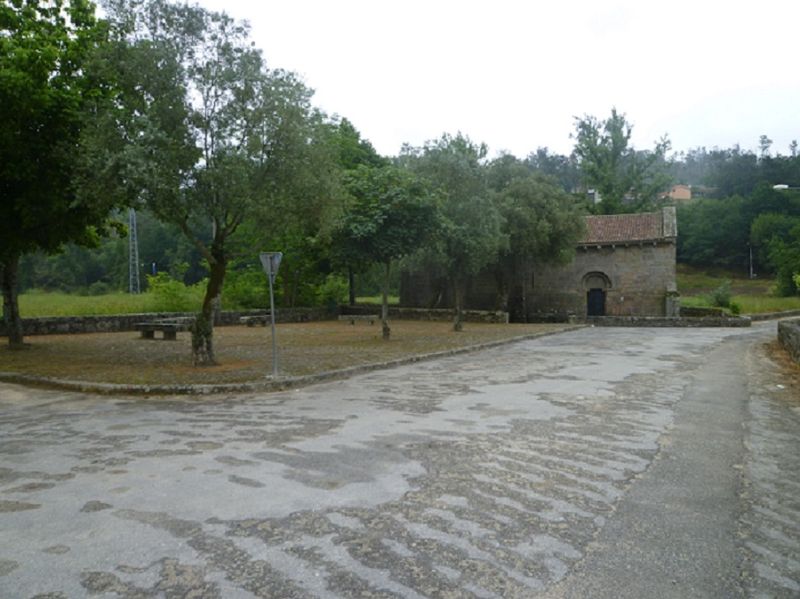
[267,268,278,376]
[259,252,283,378]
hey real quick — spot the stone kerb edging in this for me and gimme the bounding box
[0,326,586,396]
[778,318,800,364]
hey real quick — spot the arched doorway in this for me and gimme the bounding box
[583,272,611,317]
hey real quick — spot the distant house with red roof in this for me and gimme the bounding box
[400,207,678,320]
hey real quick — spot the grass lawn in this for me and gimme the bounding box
[19,291,400,318]
[677,265,800,313]
[0,321,573,386]
[20,291,163,317]
[355,295,400,305]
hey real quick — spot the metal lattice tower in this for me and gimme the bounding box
[128,208,141,294]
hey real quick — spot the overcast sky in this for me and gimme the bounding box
[194,0,799,159]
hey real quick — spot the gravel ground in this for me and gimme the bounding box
[0,322,573,386]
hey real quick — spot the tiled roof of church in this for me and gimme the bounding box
[580,210,674,245]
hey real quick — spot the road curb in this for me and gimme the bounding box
[0,326,585,397]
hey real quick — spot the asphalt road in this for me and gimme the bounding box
[1,322,798,598]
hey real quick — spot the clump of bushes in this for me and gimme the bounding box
[224,269,268,310]
[706,280,742,315]
[708,280,732,308]
[145,272,206,312]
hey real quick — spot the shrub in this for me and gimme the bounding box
[729,302,741,315]
[145,273,205,312]
[317,274,348,310]
[225,269,268,310]
[708,280,732,308]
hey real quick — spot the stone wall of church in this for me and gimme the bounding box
[400,242,677,320]
[529,242,676,318]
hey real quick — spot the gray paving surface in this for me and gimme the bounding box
[0,323,798,598]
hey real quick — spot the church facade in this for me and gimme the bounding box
[400,207,678,321]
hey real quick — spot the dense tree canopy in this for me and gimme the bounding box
[573,108,671,214]
[489,157,586,319]
[0,0,117,347]
[95,0,333,363]
[402,134,507,330]
[333,165,437,338]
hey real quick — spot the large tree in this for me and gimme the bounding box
[100,0,324,364]
[573,108,671,214]
[403,134,506,331]
[325,118,388,305]
[0,0,116,348]
[489,159,586,319]
[333,165,437,339]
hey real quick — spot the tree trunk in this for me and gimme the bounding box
[452,278,464,332]
[1,255,25,349]
[381,261,391,340]
[494,263,508,312]
[348,266,356,307]
[192,250,227,366]
[520,258,530,323]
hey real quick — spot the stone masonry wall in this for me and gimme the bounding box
[586,315,751,328]
[778,319,800,364]
[531,242,676,318]
[342,305,509,324]
[0,308,331,337]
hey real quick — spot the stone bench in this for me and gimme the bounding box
[239,314,270,327]
[338,314,379,325]
[134,319,193,340]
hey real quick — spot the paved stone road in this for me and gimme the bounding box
[0,323,798,598]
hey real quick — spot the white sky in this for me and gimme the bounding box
[194,0,800,159]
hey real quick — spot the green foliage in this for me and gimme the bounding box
[573,108,671,214]
[523,147,581,193]
[668,145,800,198]
[403,133,506,279]
[327,117,388,171]
[333,165,438,268]
[1,0,119,345]
[95,0,334,353]
[747,202,800,296]
[316,274,348,307]
[677,197,750,269]
[729,302,741,315]
[490,162,586,266]
[145,273,205,313]
[224,268,268,310]
[708,280,733,308]
[678,185,800,277]
[0,0,116,260]
[19,290,154,317]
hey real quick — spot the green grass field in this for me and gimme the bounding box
[677,265,800,313]
[19,291,160,317]
[354,295,400,305]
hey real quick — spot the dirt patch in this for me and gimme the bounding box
[765,340,800,393]
[0,321,573,387]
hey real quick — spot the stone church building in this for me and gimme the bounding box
[400,207,678,321]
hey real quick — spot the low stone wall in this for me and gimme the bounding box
[778,319,800,364]
[584,315,751,328]
[680,306,725,318]
[750,309,800,322]
[0,308,331,337]
[341,306,510,324]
